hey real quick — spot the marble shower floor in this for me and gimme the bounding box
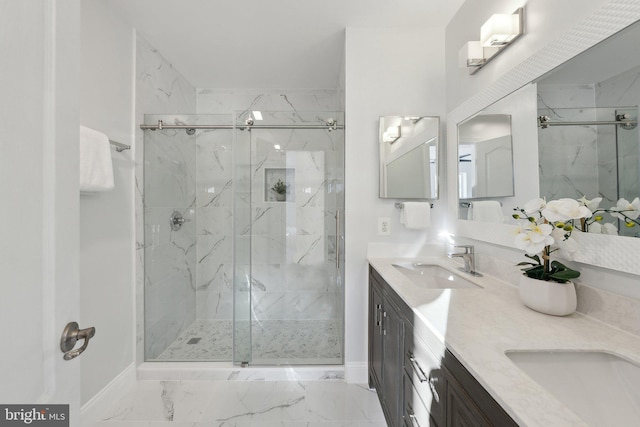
[94,380,386,427]
[155,319,342,364]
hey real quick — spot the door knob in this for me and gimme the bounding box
[60,322,95,360]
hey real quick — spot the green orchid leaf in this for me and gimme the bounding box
[550,260,569,270]
[550,270,581,281]
[516,261,538,267]
[524,254,541,265]
[523,265,545,280]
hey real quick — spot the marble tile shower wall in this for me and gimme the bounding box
[144,125,197,359]
[195,90,342,323]
[538,72,640,208]
[135,36,197,361]
[537,84,600,200]
[194,125,234,320]
[596,66,640,201]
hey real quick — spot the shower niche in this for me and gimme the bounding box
[265,168,295,202]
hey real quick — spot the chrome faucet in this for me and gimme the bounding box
[447,245,483,277]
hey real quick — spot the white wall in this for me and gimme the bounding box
[79,0,135,405]
[344,27,447,382]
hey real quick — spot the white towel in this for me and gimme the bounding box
[79,125,114,192]
[470,201,503,223]
[400,202,431,229]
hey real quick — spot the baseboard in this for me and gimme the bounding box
[80,363,136,426]
[345,361,368,384]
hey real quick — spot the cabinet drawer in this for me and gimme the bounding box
[404,371,438,427]
[404,326,445,425]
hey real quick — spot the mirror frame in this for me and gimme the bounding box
[446,5,640,275]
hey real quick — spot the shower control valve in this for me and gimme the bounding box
[170,210,190,231]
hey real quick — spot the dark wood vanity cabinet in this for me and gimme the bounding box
[369,266,518,427]
[369,269,405,426]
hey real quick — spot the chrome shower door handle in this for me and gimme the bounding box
[60,321,96,360]
[335,210,341,271]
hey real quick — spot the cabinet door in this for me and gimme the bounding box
[443,350,518,427]
[383,300,404,427]
[369,279,384,391]
[445,373,491,427]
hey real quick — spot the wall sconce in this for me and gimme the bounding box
[458,7,524,75]
[382,126,401,143]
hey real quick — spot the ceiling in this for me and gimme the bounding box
[109,0,465,89]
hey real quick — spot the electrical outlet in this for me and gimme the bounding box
[378,217,391,235]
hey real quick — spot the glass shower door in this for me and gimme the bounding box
[233,111,344,365]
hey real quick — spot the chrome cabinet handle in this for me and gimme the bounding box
[60,322,95,360]
[376,304,384,335]
[408,352,441,403]
[407,411,421,427]
[429,375,440,403]
[382,311,387,335]
[408,353,429,383]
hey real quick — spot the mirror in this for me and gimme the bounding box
[458,114,514,200]
[379,116,439,199]
[535,26,640,237]
[456,83,539,222]
[448,11,640,275]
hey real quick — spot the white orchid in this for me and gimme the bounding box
[551,228,578,259]
[587,221,618,235]
[541,198,592,223]
[513,198,582,283]
[523,198,546,215]
[610,197,640,221]
[514,222,554,256]
[577,195,602,212]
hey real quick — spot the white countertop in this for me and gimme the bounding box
[368,256,640,427]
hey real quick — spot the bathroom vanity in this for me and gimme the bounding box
[367,257,640,427]
[369,265,516,427]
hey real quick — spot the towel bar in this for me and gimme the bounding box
[394,202,434,209]
[109,139,130,152]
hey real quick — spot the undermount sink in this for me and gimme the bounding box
[392,263,481,290]
[506,350,640,426]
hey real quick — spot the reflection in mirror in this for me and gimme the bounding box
[379,116,439,199]
[455,84,539,223]
[536,20,640,238]
[457,114,514,200]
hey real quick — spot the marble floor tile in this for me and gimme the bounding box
[94,380,386,427]
[154,319,342,364]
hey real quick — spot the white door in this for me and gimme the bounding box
[0,0,81,424]
[475,135,514,198]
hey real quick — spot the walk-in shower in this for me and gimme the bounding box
[142,112,344,365]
